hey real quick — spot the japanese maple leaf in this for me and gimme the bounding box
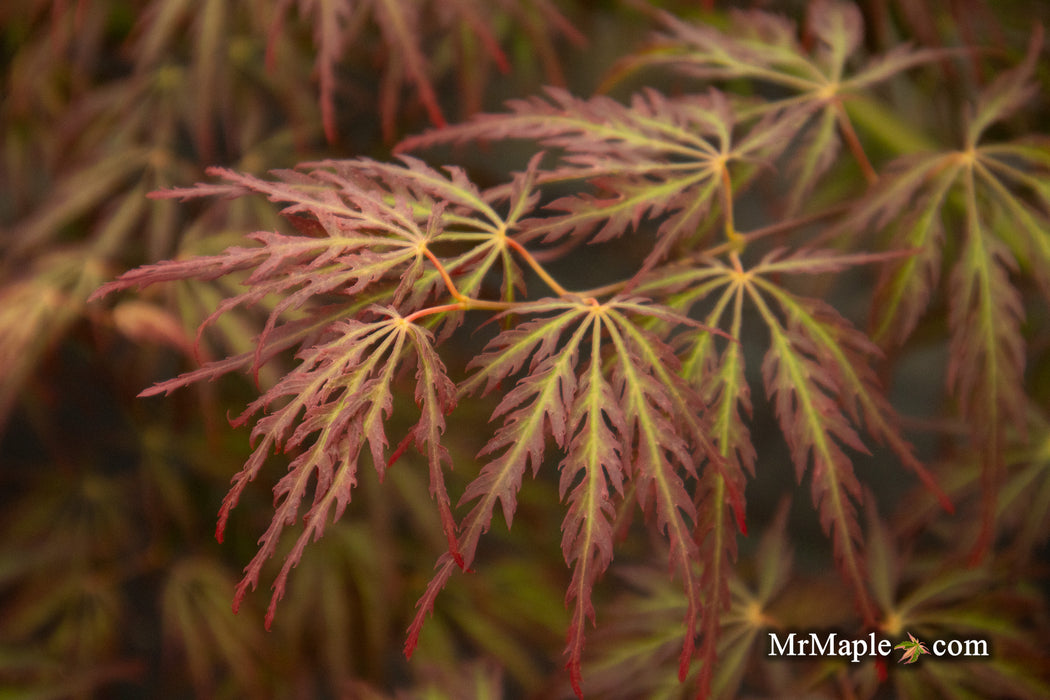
[894,632,930,664]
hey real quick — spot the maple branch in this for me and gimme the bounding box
[505,236,570,297]
[403,303,467,324]
[834,99,878,185]
[420,245,470,303]
[416,246,519,314]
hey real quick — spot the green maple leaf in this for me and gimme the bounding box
[895,632,930,664]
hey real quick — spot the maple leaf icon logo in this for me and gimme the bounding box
[894,633,930,664]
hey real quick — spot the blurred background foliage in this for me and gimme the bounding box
[0,1,1048,698]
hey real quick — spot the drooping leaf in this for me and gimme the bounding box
[560,318,626,697]
[212,309,457,628]
[947,202,1027,558]
[847,31,1046,557]
[675,280,751,698]
[601,303,706,684]
[750,285,876,623]
[405,300,593,659]
[752,251,950,509]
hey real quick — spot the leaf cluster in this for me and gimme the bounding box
[0,0,591,696]
[5,0,1050,697]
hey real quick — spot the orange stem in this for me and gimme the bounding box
[421,246,468,303]
[403,303,467,324]
[505,236,569,296]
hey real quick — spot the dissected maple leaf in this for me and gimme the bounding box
[604,1,953,206]
[405,300,595,664]
[401,86,805,278]
[894,632,930,664]
[848,27,1046,560]
[216,310,456,628]
[76,5,1049,697]
[670,277,752,698]
[403,297,740,697]
[639,247,952,633]
[90,157,555,628]
[559,320,626,697]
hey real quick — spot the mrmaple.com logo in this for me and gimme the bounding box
[767,630,990,664]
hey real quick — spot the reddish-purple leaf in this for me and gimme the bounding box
[560,324,626,697]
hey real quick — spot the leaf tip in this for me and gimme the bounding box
[567,660,584,699]
[678,637,695,682]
